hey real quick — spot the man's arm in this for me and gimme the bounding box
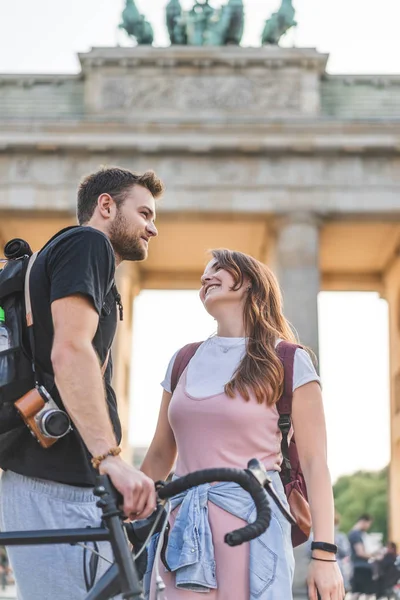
[51,294,156,519]
[353,541,371,560]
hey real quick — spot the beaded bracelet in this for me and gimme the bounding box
[91,446,122,469]
[311,557,337,563]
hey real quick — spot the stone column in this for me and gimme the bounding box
[272,213,321,361]
[112,262,141,462]
[383,255,400,545]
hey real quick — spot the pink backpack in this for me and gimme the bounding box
[170,339,312,547]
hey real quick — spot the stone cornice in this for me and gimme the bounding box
[0,74,81,87]
[0,125,399,154]
[78,46,329,73]
[3,70,400,88]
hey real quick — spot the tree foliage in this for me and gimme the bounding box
[333,467,388,540]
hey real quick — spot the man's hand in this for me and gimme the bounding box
[99,456,157,520]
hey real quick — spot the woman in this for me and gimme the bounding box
[141,249,344,600]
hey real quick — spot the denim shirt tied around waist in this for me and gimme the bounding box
[144,471,290,598]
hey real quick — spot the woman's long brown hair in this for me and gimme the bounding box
[211,249,297,406]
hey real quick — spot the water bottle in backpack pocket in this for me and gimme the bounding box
[0,306,15,386]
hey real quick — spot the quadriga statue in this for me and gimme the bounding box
[166,0,187,45]
[119,0,154,45]
[166,0,244,46]
[261,0,297,45]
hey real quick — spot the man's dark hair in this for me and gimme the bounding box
[77,167,164,225]
[358,513,373,522]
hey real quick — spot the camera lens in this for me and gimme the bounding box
[42,410,71,438]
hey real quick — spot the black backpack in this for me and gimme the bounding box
[0,238,37,434]
[0,228,82,436]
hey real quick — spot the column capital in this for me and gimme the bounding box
[273,211,324,234]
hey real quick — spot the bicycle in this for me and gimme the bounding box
[0,459,294,600]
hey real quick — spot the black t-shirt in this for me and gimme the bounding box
[348,529,370,569]
[1,226,122,486]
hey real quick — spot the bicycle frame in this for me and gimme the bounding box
[0,475,144,600]
[0,460,291,600]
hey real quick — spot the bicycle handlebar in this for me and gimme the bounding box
[156,459,271,547]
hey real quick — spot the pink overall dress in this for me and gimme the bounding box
[148,366,294,599]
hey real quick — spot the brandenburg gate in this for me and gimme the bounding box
[1,38,400,537]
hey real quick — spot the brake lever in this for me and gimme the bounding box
[246,459,296,526]
[246,458,269,487]
[263,479,296,526]
[125,504,167,546]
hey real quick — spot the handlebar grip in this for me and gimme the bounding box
[225,484,271,546]
[158,465,271,547]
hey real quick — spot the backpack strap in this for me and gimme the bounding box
[24,252,39,328]
[24,252,40,384]
[276,341,302,484]
[170,342,203,394]
[276,341,299,414]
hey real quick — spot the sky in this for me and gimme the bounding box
[0,0,395,482]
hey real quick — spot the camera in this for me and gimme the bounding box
[15,386,72,449]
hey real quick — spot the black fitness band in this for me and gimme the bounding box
[311,541,338,554]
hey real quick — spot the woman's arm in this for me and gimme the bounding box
[292,381,334,546]
[140,390,177,482]
[292,381,344,600]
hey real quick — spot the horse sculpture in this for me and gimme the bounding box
[119,0,154,45]
[261,0,297,45]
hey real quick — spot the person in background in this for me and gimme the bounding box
[334,512,352,593]
[374,542,399,599]
[348,514,375,599]
[0,547,13,587]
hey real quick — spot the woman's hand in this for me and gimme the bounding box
[307,559,345,600]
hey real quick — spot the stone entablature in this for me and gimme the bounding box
[80,47,327,119]
[322,74,400,119]
[1,47,399,122]
[0,47,399,215]
[1,120,399,150]
[0,75,84,121]
[1,152,399,215]
[78,46,328,71]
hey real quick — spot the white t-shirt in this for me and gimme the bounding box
[162,337,321,398]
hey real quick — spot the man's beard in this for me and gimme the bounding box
[109,211,147,262]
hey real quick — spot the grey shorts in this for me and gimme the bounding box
[0,470,120,600]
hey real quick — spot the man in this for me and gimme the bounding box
[348,513,375,599]
[0,167,164,600]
